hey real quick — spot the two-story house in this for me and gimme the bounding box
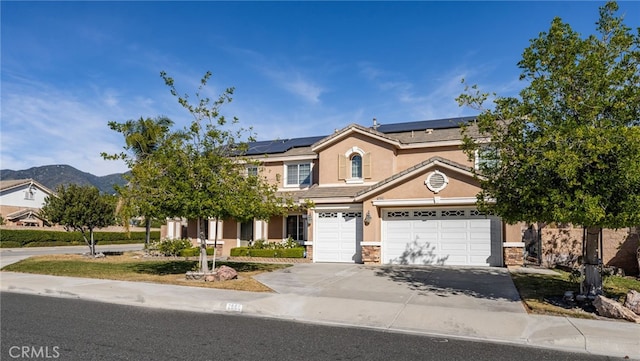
[165,116,525,266]
[0,179,54,227]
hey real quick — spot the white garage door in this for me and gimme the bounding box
[314,210,362,263]
[382,209,500,266]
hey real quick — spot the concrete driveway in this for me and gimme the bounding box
[254,263,526,313]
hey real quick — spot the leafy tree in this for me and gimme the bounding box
[40,184,116,255]
[159,71,291,273]
[457,1,640,295]
[102,116,174,246]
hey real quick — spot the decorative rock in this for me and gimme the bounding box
[593,295,640,323]
[215,265,238,281]
[185,271,206,281]
[623,290,640,316]
[204,274,218,282]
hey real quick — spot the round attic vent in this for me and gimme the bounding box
[425,170,449,193]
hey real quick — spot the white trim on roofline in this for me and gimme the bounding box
[310,198,360,204]
[371,197,480,207]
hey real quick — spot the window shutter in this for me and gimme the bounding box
[338,154,346,180]
[363,152,371,179]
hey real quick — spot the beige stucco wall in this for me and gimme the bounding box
[396,146,471,171]
[317,133,396,184]
[256,162,284,185]
[359,166,483,244]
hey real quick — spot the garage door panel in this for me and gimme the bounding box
[441,243,467,251]
[383,209,499,267]
[315,210,362,263]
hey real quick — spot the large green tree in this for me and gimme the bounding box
[159,71,290,273]
[457,1,640,295]
[40,184,116,255]
[102,116,174,246]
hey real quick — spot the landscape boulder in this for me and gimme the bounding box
[623,290,640,316]
[593,295,640,323]
[202,266,238,282]
[215,265,238,281]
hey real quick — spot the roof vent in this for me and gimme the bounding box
[425,170,449,194]
[372,117,380,131]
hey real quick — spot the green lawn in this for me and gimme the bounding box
[1,254,290,292]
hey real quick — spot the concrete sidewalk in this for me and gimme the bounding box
[1,267,638,359]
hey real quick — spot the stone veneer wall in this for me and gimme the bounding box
[504,246,524,266]
[305,245,313,261]
[362,245,381,264]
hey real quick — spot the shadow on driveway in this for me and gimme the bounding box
[372,266,522,302]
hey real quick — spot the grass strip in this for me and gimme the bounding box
[2,254,290,292]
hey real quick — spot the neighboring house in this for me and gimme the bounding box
[0,179,54,227]
[165,116,528,266]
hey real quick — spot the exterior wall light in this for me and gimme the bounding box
[364,211,372,226]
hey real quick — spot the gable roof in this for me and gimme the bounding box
[0,179,53,195]
[354,156,475,201]
[245,116,478,157]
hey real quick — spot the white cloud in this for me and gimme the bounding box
[0,77,158,176]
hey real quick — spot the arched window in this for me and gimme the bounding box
[339,147,370,182]
[351,154,362,179]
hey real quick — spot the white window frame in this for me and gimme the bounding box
[246,165,258,177]
[284,162,312,187]
[344,146,365,184]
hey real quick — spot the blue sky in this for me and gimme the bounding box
[2,1,639,176]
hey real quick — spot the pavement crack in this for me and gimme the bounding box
[565,317,588,352]
[387,291,417,330]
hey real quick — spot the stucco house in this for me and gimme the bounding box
[165,116,526,266]
[0,179,54,227]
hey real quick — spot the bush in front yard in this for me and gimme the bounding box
[229,246,305,258]
[148,239,192,257]
[179,247,215,257]
[230,247,250,257]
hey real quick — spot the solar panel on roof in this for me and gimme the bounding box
[376,116,476,133]
[245,135,326,155]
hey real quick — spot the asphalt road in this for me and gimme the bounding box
[1,293,611,361]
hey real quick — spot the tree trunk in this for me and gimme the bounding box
[582,226,602,296]
[145,217,151,246]
[81,229,95,256]
[211,218,218,272]
[198,218,208,274]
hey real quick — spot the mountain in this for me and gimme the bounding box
[0,164,127,194]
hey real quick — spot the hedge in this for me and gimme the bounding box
[230,247,305,258]
[179,247,215,257]
[0,229,159,247]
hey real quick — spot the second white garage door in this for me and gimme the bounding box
[382,208,501,266]
[314,210,362,263]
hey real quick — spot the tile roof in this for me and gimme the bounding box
[302,184,370,199]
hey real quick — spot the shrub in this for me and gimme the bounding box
[149,239,192,257]
[0,241,21,248]
[179,247,215,257]
[248,249,278,257]
[278,247,305,258]
[230,247,250,257]
[229,246,305,258]
[0,229,158,247]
